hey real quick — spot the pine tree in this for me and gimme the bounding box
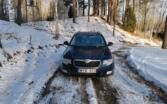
[122,7,136,32]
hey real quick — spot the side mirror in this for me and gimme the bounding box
[64,41,69,45]
[108,42,113,46]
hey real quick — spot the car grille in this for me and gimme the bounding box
[74,60,101,67]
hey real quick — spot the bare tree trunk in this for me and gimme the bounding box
[107,0,111,23]
[16,0,22,25]
[109,0,113,24]
[25,0,28,22]
[36,0,42,21]
[101,0,104,17]
[0,38,2,48]
[103,0,106,16]
[88,0,90,22]
[92,0,95,15]
[83,0,85,16]
[33,6,35,21]
[113,0,118,37]
[126,0,130,9]
[0,0,9,20]
[143,0,147,36]
[97,0,99,15]
[133,0,135,11]
[113,13,116,37]
[162,17,167,49]
[0,0,5,20]
[92,0,97,15]
[55,0,59,39]
[93,0,99,16]
[123,0,125,13]
[72,0,76,23]
[100,0,102,16]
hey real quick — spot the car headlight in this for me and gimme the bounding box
[62,57,72,65]
[103,58,113,66]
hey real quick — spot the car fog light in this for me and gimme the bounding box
[62,57,72,65]
[107,71,112,75]
[62,69,68,73]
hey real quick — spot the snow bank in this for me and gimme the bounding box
[127,47,167,93]
[0,20,65,104]
[0,20,57,63]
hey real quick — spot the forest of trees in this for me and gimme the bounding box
[0,0,57,23]
[0,0,167,48]
[66,0,167,47]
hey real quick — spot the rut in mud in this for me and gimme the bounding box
[34,68,60,104]
[92,77,118,104]
[40,72,118,104]
[79,78,89,104]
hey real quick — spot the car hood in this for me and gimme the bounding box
[63,46,112,59]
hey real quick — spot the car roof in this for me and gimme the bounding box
[74,32,102,36]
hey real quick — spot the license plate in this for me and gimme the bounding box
[79,69,96,73]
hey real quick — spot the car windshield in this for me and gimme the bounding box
[70,34,106,47]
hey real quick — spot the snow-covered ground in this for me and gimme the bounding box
[127,47,167,93]
[0,16,166,104]
[33,17,165,104]
[0,20,65,104]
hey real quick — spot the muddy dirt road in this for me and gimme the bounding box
[36,46,166,104]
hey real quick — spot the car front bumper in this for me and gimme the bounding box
[61,62,115,76]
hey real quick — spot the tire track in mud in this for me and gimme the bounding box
[34,67,60,104]
[49,73,81,104]
[79,78,89,104]
[91,77,118,104]
[38,69,119,104]
[47,74,119,104]
[113,46,167,104]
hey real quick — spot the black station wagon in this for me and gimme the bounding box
[61,32,114,76]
